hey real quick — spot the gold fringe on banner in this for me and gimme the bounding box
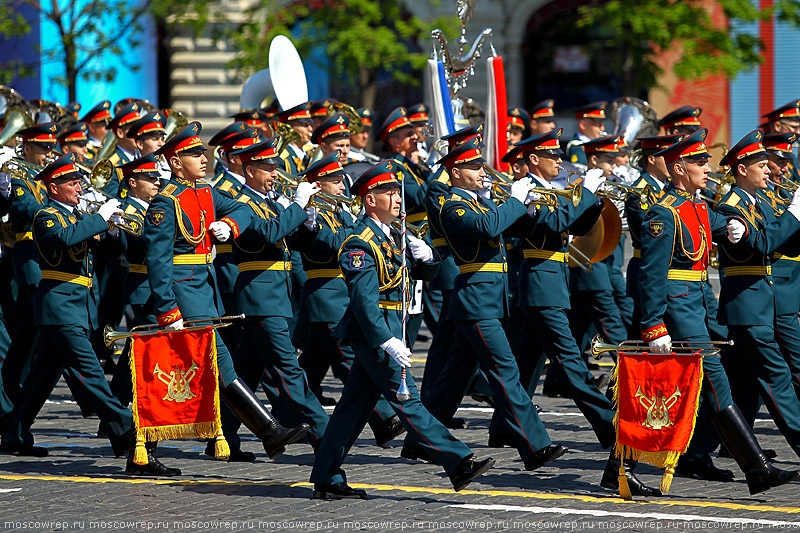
[610,355,704,499]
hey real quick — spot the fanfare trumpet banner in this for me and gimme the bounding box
[128,326,228,465]
[608,340,706,499]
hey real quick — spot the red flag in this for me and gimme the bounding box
[613,351,704,496]
[129,327,228,463]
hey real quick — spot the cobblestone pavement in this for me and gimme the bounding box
[1,333,799,533]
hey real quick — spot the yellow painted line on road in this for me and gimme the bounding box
[2,474,799,515]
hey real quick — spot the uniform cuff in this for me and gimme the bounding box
[157,307,182,326]
[220,217,240,239]
[730,215,749,239]
[641,323,668,342]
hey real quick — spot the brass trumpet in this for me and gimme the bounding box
[597,181,652,201]
[75,159,116,190]
[78,196,143,236]
[103,314,244,348]
[590,335,734,360]
[392,220,429,239]
[533,184,582,207]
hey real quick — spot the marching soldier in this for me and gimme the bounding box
[208,121,248,184]
[761,100,800,183]
[527,99,557,136]
[507,107,529,149]
[217,136,330,455]
[566,101,607,168]
[639,128,799,494]
[408,103,431,163]
[232,110,271,138]
[102,101,144,197]
[310,159,495,499]
[294,151,405,446]
[658,106,703,136]
[278,102,315,174]
[143,122,309,461]
[508,129,659,495]
[0,153,133,458]
[58,122,90,163]
[2,123,62,407]
[405,135,567,471]
[80,100,112,159]
[310,99,336,131]
[311,114,351,164]
[715,130,800,460]
[349,107,375,162]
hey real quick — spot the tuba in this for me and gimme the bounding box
[0,86,34,147]
[607,97,659,148]
[162,108,188,140]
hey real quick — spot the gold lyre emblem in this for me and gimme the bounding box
[153,361,199,403]
[635,386,681,430]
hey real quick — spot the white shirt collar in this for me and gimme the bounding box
[372,219,392,240]
[454,187,478,200]
[528,172,553,189]
[740,188,757,204]
[52,199,74,213]
[651,175,665,190]
[119,145,135,161]
[130,196,149,210]
[288,143,305,158]
[576,133,591,143]
[243,183,268,201]
[227,170,245,186]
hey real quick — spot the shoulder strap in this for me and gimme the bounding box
[724,192,741,207]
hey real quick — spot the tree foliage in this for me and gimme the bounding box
[228,0,458,109]
[577,0,800,91]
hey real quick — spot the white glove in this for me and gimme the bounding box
[583,168,605,194]
[0,172,10,198]
[276,194,291,208]
[164,318,184,332]
[380,337,412,368]
[293,182,320,209]
[510,177,535,203]
[0,146,14,167]
[304,207,318,230]
[408,234,434,262]
[209,221,232,242]
[611,165,630,183]
[525,190,542,205]
[477,181,492,199]
[727,219,745,244]
[648,334,672,354]
[109,213,124,226]
[787,185,800,222]
[97,199,122,222]
[526,203,538,218]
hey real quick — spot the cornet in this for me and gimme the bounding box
[78,195,143,235]
[392,220,429,239]
[595,181,653,201]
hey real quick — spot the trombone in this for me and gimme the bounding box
[104,314,244,348]
[590,335,734,360]
[391,220,429,239]
[78,195,143,235]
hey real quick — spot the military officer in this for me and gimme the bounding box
[2,123,62,407]
[278,102,314,174]
[80,100,112,158]
[507,107,530,149]
[569,136,629,350]
[310,159,496,499]
[102,101,144,197]
[527,99,557,136]
[144,122,309,460]
[311,114,351,163]
[639,128,799,494]
[658,106,703,136]
[405,135,567,471]
[716,130,800,461]
[349,107,375,161]
[507,129,659,495]
[294,151,405,446]
[58,122,90,163]
[761,100,800,183]
[566,101,607,168]
[0,153,133,459]
[123,112,173,186]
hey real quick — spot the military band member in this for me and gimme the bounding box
[502,146,529,180]
[144,122,309,460]
[215,136,329,455]
[208,121,249,183]
[658,106,703,136]
[310,99,336,131]
[349,107,375,161]
[406,135,567,471]
[125,112,172,182]
[311,114,351,164]
[310,159,495,499]
[508,129,659,495]
[507,107,529,149]
[80,100,112,159]
[379,107,428,217]
[408,103,431,163]
[0,153,133,458]
[566,101,607,168]
[102,101,143,197]
[639,128,799,494]
[278,102,314,175]
[58,122,91,163]
[761,100,800,183]
[527,99,557,136]
[232,110,271,138]
[295,151,404,446]
[715,130,800,460]
[2,123,62,407]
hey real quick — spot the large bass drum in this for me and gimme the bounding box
[568,198,622,268]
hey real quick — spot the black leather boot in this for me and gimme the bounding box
[675,454,734,481]
[600,450,662,496]
[220,379,309,459]
[110,429,131,458]
[449,456,496,491]
[373,416,406,447]
[204,440,256,462]
[126,440,181,477]
[713,404,799,495]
